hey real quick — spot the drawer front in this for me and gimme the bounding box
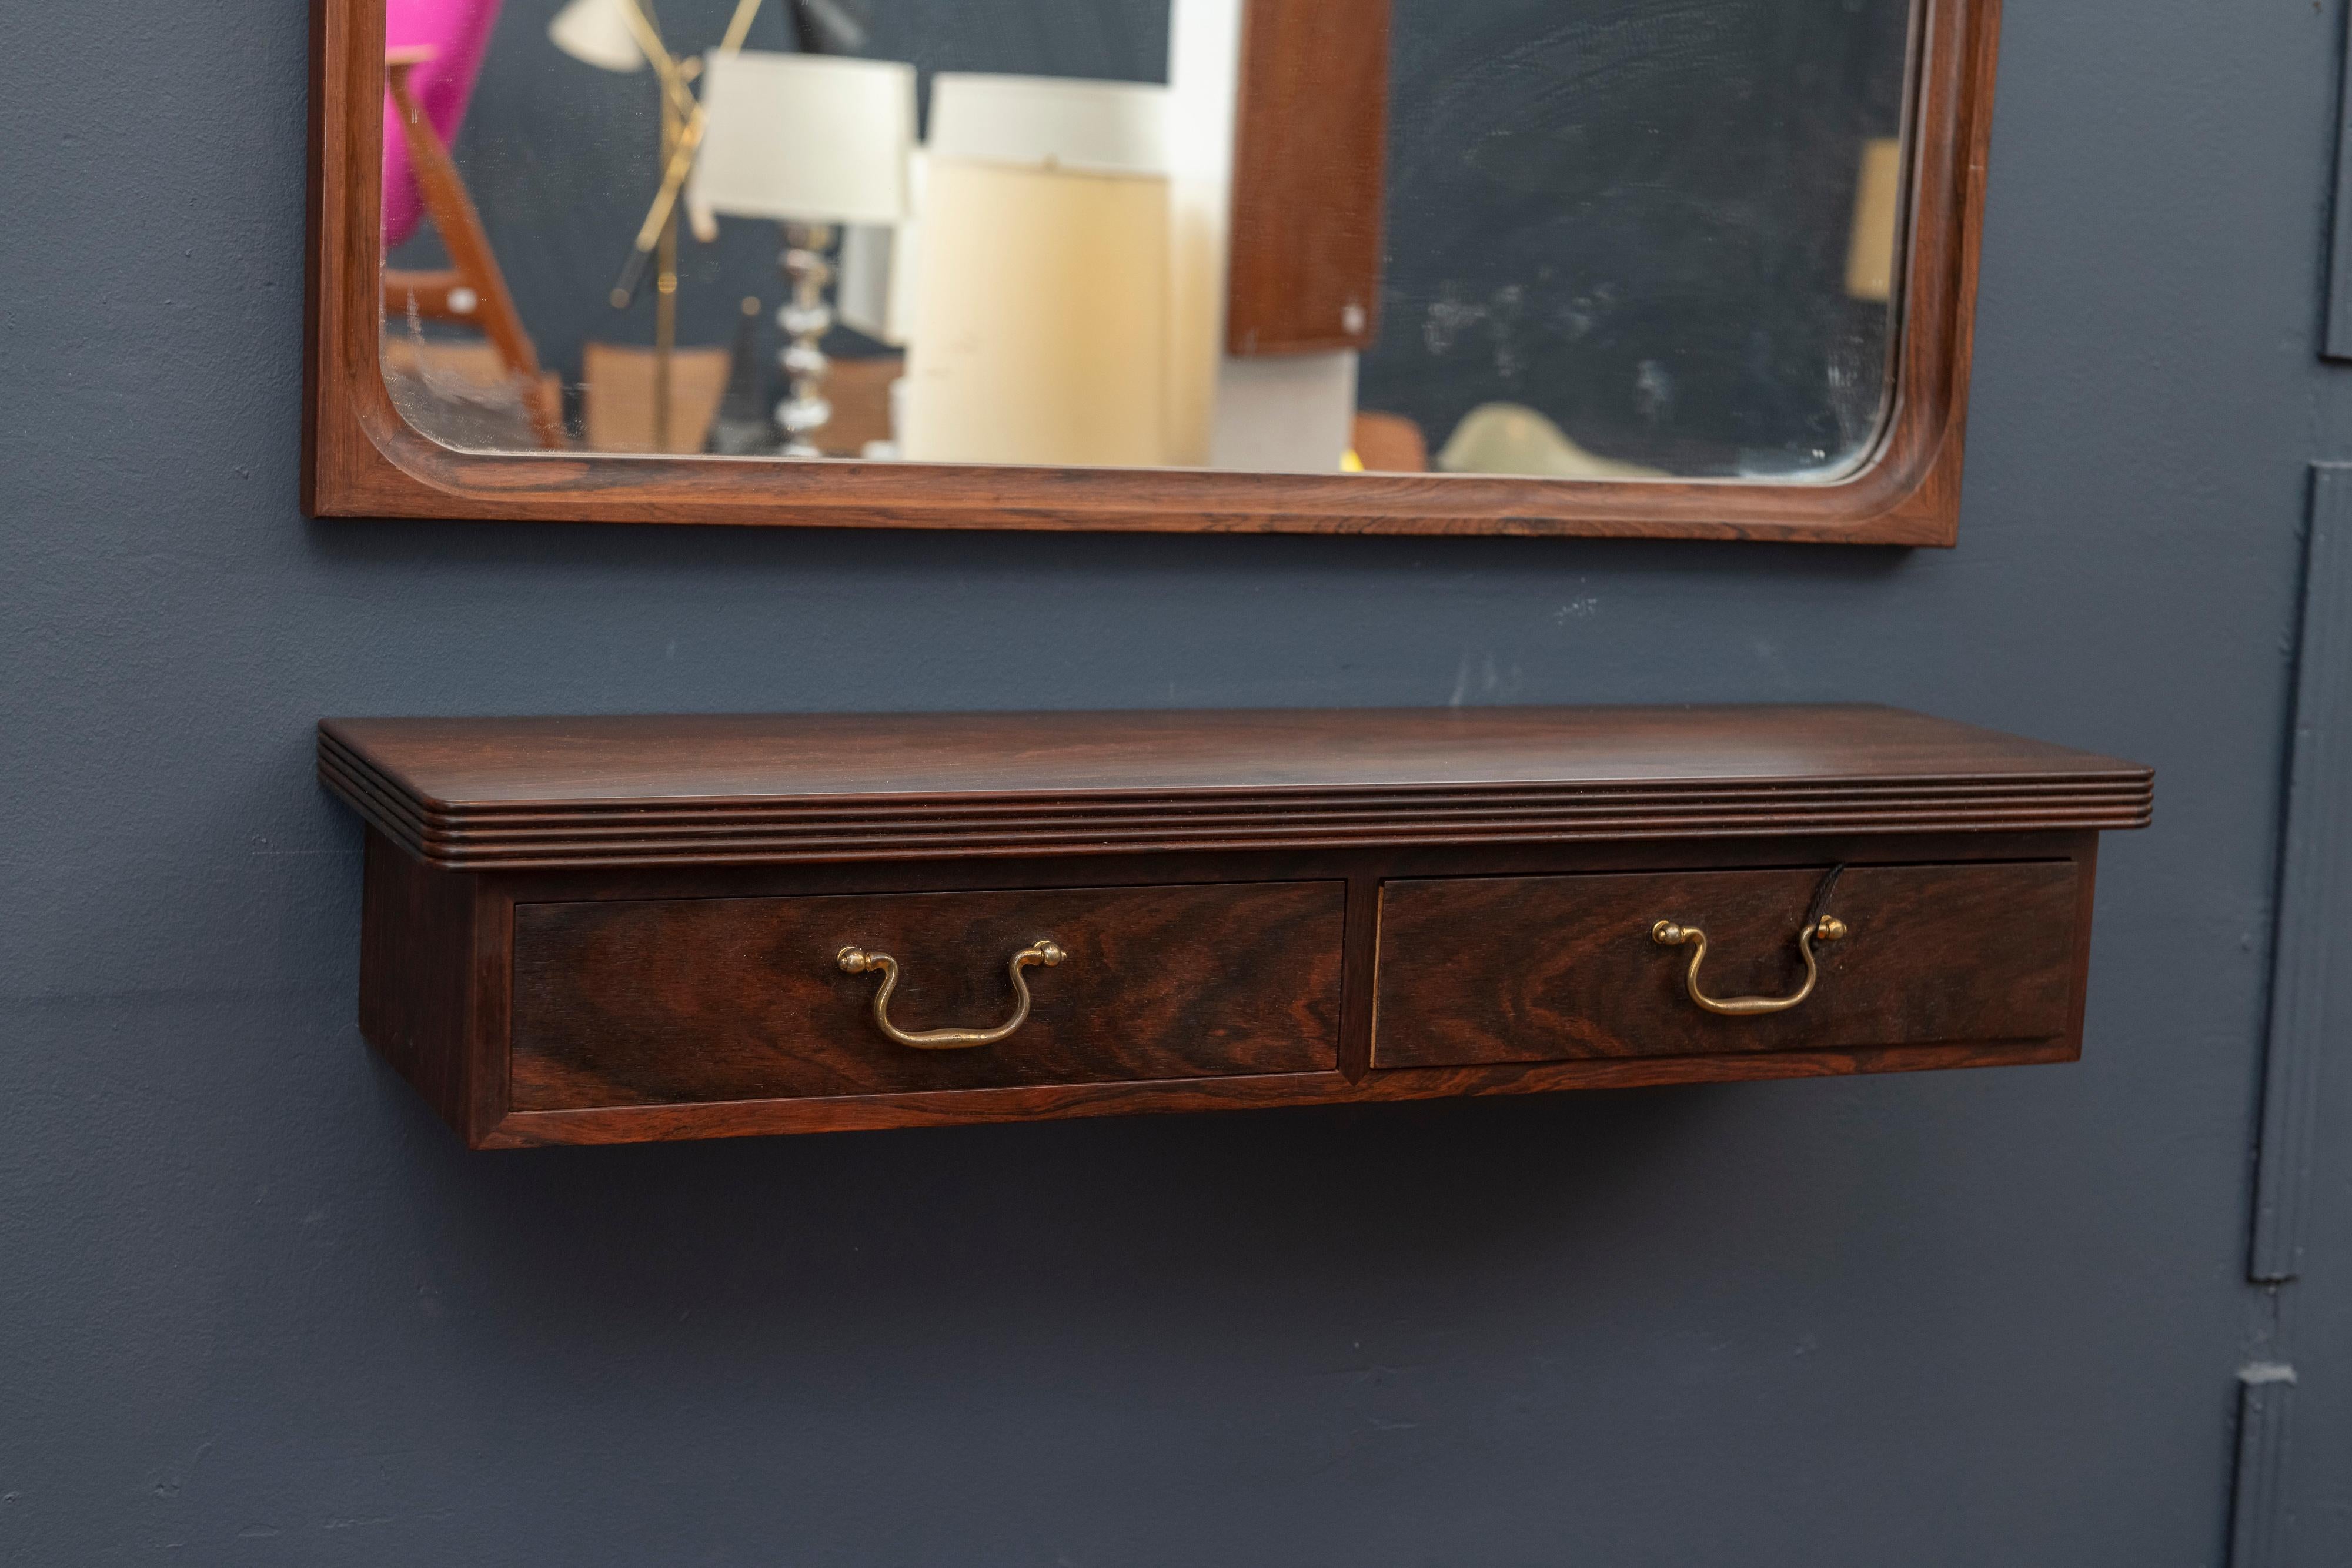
[1374,861,2081,1069]
[512,881,1345,1108]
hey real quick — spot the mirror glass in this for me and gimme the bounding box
[380,0,1919,481]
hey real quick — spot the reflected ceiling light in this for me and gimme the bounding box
[548,0,646,73]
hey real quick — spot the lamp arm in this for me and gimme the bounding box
[613,0,699,123]
[624,109,711,253]
[713,0,769,54]
[609,0,770,307]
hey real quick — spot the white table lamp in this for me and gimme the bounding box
[902,75,1178,469]
[927,73,1173,175]
[838,148,926,350]
[691,48,917,454]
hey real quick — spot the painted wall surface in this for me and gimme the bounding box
[4,1,2349,1563]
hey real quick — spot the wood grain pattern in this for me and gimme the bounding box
[303,0,2000,544]
[329,701,2141,1150]
[358,830,480,1135]
[481,1039,2079,1148]
[318,705,2153,871]
[545,827,2104,1098]
[1371,860,2080,1068]
[1226,0,1391,356]
[342,825,2113,1150]
[511,882,1346,1109]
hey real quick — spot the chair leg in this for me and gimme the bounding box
[387,61,566,450]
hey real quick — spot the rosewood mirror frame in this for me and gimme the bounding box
[303,0,2001,544]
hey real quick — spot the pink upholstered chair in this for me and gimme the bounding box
[378,0,563,447]
[383,0,506,248]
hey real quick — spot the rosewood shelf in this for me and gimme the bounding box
[320,706,2153,1147]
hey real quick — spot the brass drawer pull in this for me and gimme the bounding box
[837,939,1066,1050]
[1651,866,1850,1017]
[1652,915,1847,1015]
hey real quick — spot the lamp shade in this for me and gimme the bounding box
[837,151,926,346]
[902,76,1177,469]
[547,0,645,73]
[927,73,1171,176]
[690,50,917,226]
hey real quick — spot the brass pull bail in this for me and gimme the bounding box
[1651,866,1850,1017]
[836,939,1066,1050]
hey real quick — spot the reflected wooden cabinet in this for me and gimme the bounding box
[322,706,2149,1146]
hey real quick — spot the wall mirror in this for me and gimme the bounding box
[307,0,1999,541]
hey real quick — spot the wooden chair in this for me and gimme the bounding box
[382,46,566,449]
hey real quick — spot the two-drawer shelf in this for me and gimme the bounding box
[319,706,2153,1147]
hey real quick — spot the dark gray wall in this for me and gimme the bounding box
[3,1,2347,1563]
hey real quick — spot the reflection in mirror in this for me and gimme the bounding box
[379,0,1917,481]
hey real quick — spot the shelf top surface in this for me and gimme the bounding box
[321,706,2150,814]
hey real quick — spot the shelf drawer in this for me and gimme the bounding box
[1373,861,2083,1069]
[512,881,1346,1109]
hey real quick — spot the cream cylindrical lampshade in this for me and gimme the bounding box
[926,73,1172,176]
[690,50,917,226]
[903,76,1176,469]
[902,160,1171,467]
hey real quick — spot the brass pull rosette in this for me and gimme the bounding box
[1652,867,1849,1018]
[836,938,1065,1050]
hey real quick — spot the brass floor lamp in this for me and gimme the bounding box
[547,0,871,453]
[549,0,760,450]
